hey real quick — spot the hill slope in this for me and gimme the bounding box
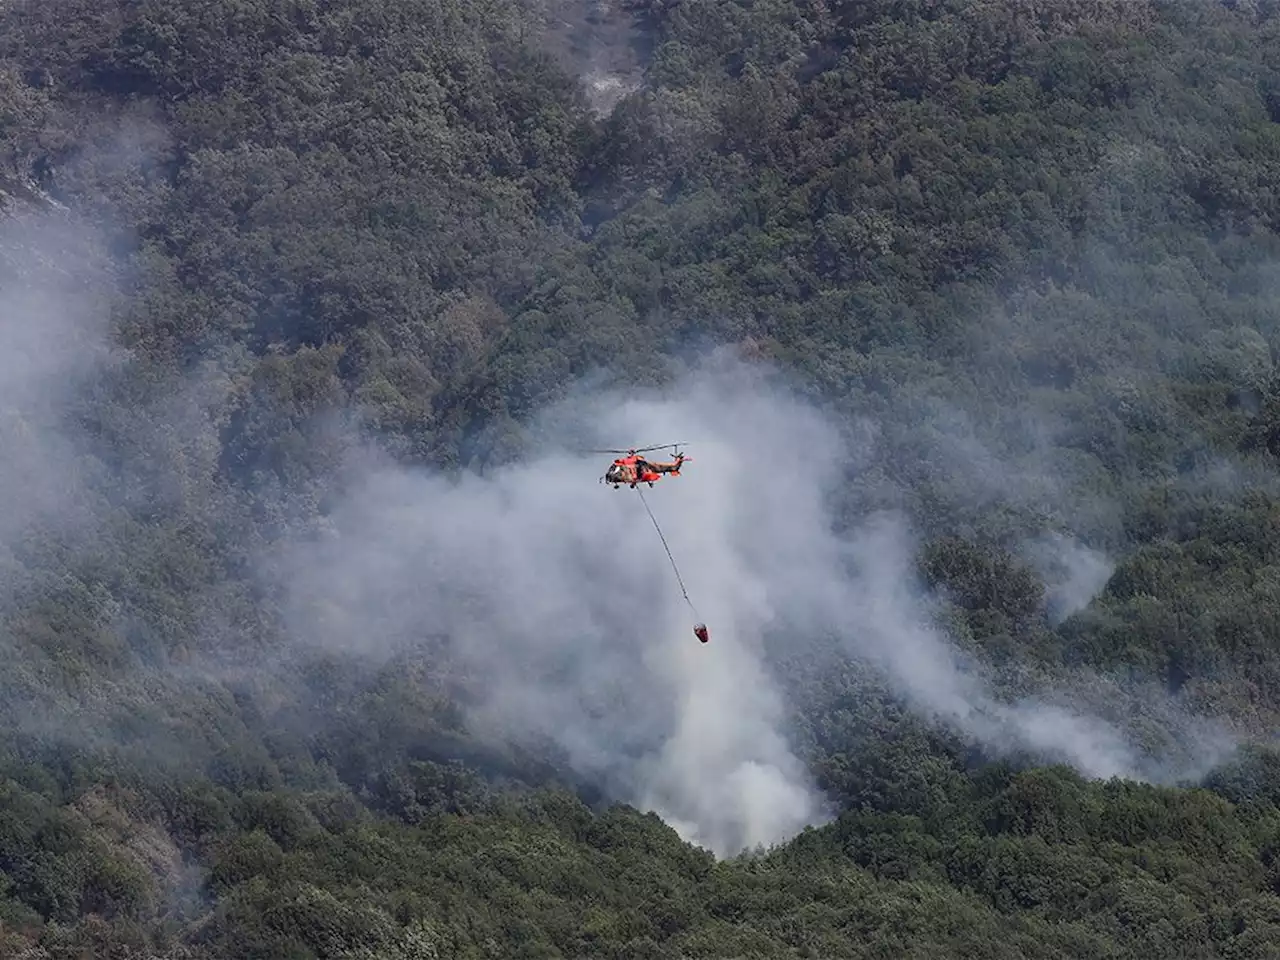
[4,0,1280,956]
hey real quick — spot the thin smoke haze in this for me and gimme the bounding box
[826,513,1233,782]
[0,202,118,595]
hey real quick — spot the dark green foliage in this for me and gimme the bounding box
[6,0,1280,955]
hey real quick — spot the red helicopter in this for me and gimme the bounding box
[590,441,709,644]
[593,442,692,489]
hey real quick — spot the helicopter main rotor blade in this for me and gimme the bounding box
[583,442,691,455]
[630,442,690,454]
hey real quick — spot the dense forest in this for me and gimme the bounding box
[7,0,1280,956]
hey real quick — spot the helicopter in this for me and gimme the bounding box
[588,440,709,644]
[591,442,692,489]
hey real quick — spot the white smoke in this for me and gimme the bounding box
[1024,531,1116,625]
[271,358,838,855]
[0,200,119,594]
[825,514,1202,782]
[269,352,1233,856]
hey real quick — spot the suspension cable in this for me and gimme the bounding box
[636,486,700,620]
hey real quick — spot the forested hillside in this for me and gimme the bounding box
[6,0,1280,956]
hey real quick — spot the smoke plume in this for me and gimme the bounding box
[273,358,837,855]
[0,199,119,596]
[268,352,1234,855]
[1024,531,1116,626]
